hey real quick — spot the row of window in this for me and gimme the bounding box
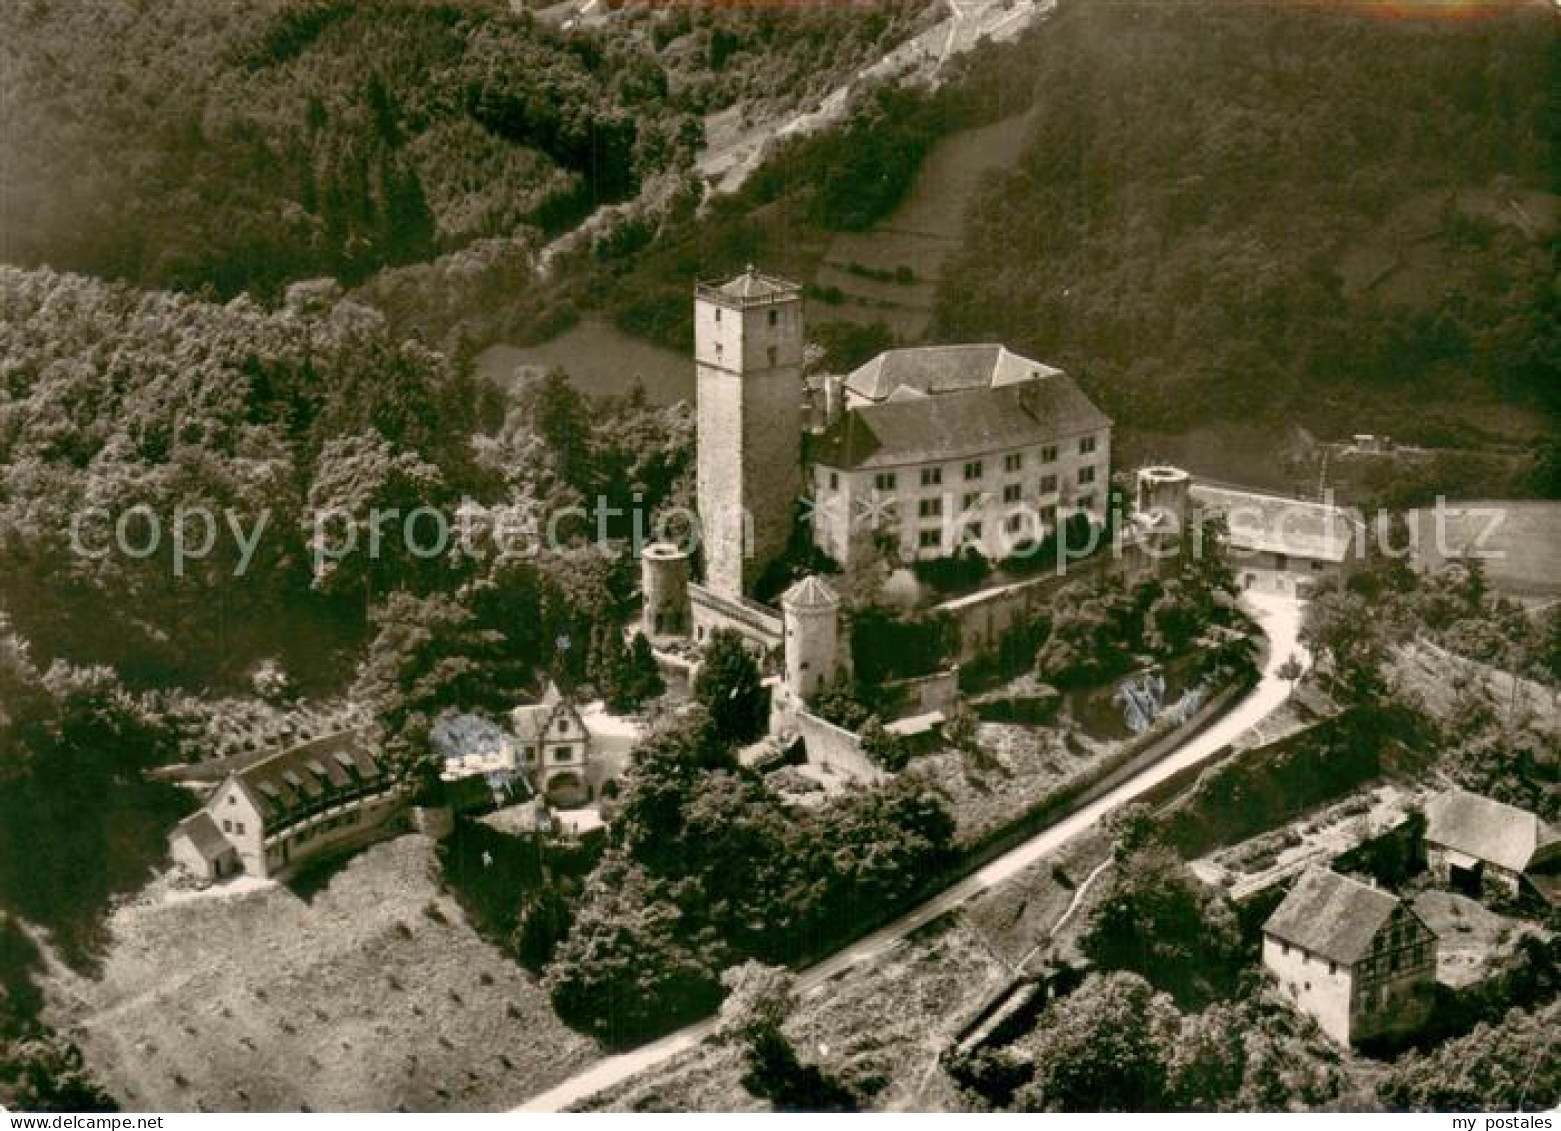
[267,809,366,858]
[869,466,1097,499]
[1278,937,1431,983]
[865,438,1099,492]
[521,745,578,763]
[294,809,362,844]
[912,499,1097,548]
[712,306,783,326]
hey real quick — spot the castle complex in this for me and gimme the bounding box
[642,266,1115,708]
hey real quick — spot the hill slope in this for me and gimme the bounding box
[934,0,1560,447]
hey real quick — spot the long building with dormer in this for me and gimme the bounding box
[808,344,1112,565]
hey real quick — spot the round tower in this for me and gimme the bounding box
[1135,465,1192,525]
[640,542,691,641]
[781,575,842,702]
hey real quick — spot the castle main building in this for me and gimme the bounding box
[809,343,1112,565]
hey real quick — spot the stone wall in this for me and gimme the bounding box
[936,552,1117,664]
[690,582,784,651]
[880,668,961,720]
[793,709,886,786]
[1264,937,1355,1045]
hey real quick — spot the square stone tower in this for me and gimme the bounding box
[694,267,804,598]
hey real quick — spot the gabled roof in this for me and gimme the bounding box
[172,811,232,860]
[512,681,583,744]
[811,374,1109,471]
[234,731,384,825]
[1425,788,1561,874]
[1189,484,1363,564]
[782,575,840,611]
[1263,867,1403,966]
[844,344,1063,403]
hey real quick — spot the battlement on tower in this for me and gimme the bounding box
[695,267,802,309]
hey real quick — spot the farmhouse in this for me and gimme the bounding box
[1262,867,1437,1046]
[1423,788,1561,903]
[167,731,401,881]
[1189,483,1363,596]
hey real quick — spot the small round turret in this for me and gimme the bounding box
[1135,465,1192,526]
[781,575,842,702]
[640,542,691,641]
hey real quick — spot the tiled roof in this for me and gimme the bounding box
[1425,788,1560,874]
[512,681,579,745]
[811,375,1109,471]
[236,731,385,825]
[844,345,1062,402]
[1263,867,1402,966]
[512,704,551,744]
[885,710,946,737]
[701,267,801,304]
[172,811,232,859]
[1189,484,1363,564]
[782,575,840,611]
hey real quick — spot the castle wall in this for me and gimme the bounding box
[792,709,886,786]
[879,668,961,720]
[935,551,1119,664]
[689,582,783,652]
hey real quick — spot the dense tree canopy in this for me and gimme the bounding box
[1082,813,1245,1008]
[969,972,1354,1113]
[544,711,955,1045]
[0,620,188,963]
[0,0,703,298]
[1380,1000,1560,1111]
[692,630,768,747]
[935,1,1560,448]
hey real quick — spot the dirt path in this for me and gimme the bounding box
[516,591,1308,1112]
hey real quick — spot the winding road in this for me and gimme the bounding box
[516,590,1306,1112]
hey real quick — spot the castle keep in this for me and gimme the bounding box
[694,268,804,597]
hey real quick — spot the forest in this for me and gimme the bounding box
[0,0,930,303]
[934,1,1560,451]
[0,267,700,692]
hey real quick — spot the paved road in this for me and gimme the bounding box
[516,590,1306,1112]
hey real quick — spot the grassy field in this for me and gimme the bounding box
[1390,640,1561,741]
[41,836,597,1112]
[1407,500,1561,597]
[816,107,1038,342]
[960,829,1113,970]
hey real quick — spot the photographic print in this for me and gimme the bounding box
[0,0,1557,1118]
